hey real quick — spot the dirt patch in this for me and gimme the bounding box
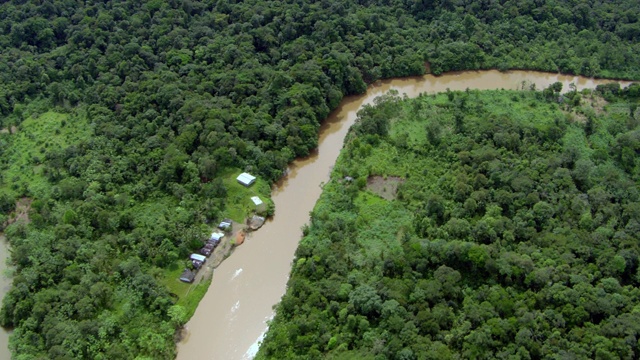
[235,230,245,245]
[193,221,247,284]
[7,198,31,225]
[366,176,405,200]
[563,93,609,124]
[0,126,17,135]
[567,111,587,124]
[588,94,609,115]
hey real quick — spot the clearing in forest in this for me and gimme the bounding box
[366,175,405,200]
[0,111,91,198]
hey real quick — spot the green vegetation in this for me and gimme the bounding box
[159,263,210,321]
[0,0,638,358]
[180,279,211,320]
[0,110,90,199]
[221,169,274,222]
[257,84,640,359]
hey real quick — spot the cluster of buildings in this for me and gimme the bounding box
[179,172,261,283]
[179,220,232,283]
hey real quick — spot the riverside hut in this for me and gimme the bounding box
[210,231,224,242]
[179,269,196,283]
[236,173,256,186]
[218,220,232,230]
[190,253,206,262]
[251,196,266,213]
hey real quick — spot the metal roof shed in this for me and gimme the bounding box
[210,232,224,241]
[251,196,263,206]
[179,269,196,283]
[236,173,256,186]
[190,253,206,263]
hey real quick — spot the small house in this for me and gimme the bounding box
[190,253,206,269]
[251,196,266,213]
[201,243,215,256]
[180,269,196,283]
[237,172,256,187]
[190,253,206,263]
[218,220,232,230]
[210,232,224,242]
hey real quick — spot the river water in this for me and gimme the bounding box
[176,70,632,360]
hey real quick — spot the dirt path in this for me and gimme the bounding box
[193,221,248,284]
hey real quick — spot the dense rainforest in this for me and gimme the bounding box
[0,0,639,358]
[257,84,640,359]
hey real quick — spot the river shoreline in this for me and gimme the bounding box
[175,69,633,360]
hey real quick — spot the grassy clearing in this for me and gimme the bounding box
[353,191,411,259]
[159,261,192,298]
[366,176,405,200]
[178,279,211,319]
[220,168,273,222]
[0,110,91,199]
[158,261,212,319]
[355,191,386,209]
[130,196,179,228]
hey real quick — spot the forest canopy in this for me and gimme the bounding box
[0,0,639,358]
[257,85,640,359]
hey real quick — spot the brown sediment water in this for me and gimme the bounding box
[175,70,632,360]
[0,236,12,359]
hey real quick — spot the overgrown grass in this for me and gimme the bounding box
[0,110,91,199]
[353,192,411,260]
[159,261,192,298]
[158,261,212,319]
[178,279,211,320]
[130,196,179,228]
[220,168,273,222]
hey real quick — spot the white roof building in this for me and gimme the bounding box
[210,232,224,241]
[251,196,263,206]
[237,172,256,186]
[190,253,206,263]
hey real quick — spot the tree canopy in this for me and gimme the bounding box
[257,85,640,359]
[0,0,639,358]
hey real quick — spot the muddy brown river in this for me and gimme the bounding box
[174,70,631,360]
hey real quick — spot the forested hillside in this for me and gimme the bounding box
[0,0,639,358]
[257,84,640,359]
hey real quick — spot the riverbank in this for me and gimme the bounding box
[173,220,248,342]
[192,220,252,285]
[161,169,274,308]
[175,70,634,360]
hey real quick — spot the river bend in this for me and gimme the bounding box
[175,70,632,360]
